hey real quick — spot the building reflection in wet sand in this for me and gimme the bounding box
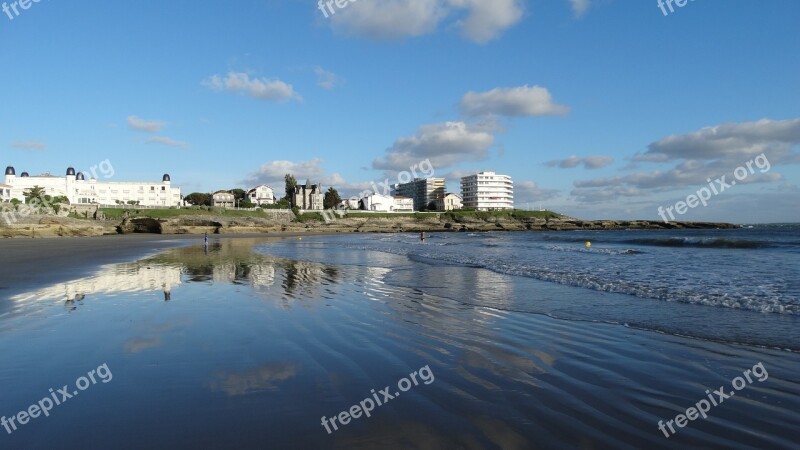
[9,237,341,309]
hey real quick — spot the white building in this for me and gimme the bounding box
[437,192,463,211]
[3,166,181,207]
[0,184,11,202]
[339,198,360,210]
[393,196,414,212]
[460,171,514,211]
[359,194,415,212]
[247,185,275,206]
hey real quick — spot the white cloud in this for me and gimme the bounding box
[546,155,613,169]
[314,67,343,90]
[145,136,190,149]
[515,180,561,202]
[570,185,645,203]
[203,72,301,102]
[569,118,800,204]
[372,121,496,172]
[11,140,47,151]
[569,0,591,18]
[460,85,570,117]
[449,0,525,44]
[242,158,346,190]
[328,0,523,44]
[128,116,165,133]
[635,118,800,164]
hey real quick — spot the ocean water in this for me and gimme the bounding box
[0,230,798,449]
[260,225,800,350]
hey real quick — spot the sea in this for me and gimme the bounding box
[0,225,798,449]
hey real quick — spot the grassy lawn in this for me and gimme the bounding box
[302,210,563,221]
[441,210,563,221]
[294,212,326,223]
[344,212,438,220]
[100,208,270,220]
[99,208,563,222]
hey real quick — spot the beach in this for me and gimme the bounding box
[0,228,798,449]
[0,232,335,292]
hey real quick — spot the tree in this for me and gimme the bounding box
[323,187,342,209]
[184,192,212,206]
[284,174,298,201]
[230,189,246,202]
[23,186,46,204]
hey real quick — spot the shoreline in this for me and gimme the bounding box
[0,232,335,293]
[0,212,739,239]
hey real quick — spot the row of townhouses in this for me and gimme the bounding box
[2,164,515,213]
[211,180,324,210]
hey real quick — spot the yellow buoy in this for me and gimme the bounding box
[585,241,591,248]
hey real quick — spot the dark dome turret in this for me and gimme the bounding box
[163,174,171,182]
[5,166,15,176]
[21,172,29,177]
[66,167,76,176]
[76,172,85,181]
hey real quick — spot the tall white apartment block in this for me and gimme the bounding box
[460,171,514,211]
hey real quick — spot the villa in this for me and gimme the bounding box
[359,194,415,212]
[212,191,235,208]
[437,192,463,211]
[247,185,275,206]
[292,180,324,210]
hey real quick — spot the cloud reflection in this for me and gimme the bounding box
[209,362,299,396]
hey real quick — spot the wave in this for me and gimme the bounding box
[544,245,642,255]
[543,235,770,249]
[627,237,767,248]
[314,243,798,315]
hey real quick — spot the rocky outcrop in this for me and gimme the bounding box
[0,216,117,238]
[290,216,736,233]
[0,212,737,238]
[116,215,293,235]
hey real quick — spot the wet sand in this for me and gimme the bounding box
[0,233,331,292]
[0,235,798,449]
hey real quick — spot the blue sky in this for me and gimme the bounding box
[1,0,798,222]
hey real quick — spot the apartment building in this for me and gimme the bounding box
[392,178,445,211]
[460,171,514,211]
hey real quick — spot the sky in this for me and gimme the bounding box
[1,0,798,223]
